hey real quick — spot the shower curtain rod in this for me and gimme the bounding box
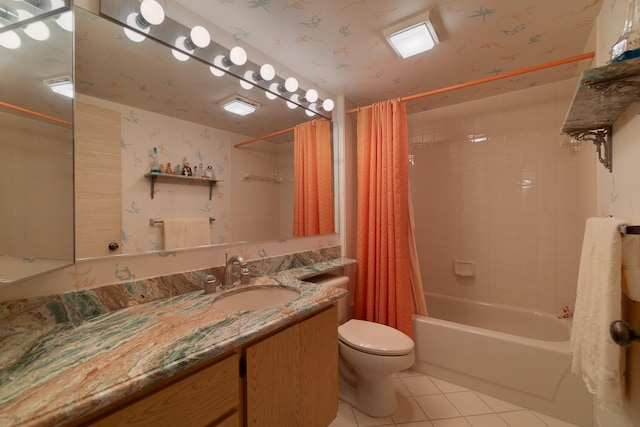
[232,51,595,146]
[233,126,294,148]
[0,101,73,126]
[346,51,595,114]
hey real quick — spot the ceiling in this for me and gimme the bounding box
[175,0,604,113]
[1,0,604,142]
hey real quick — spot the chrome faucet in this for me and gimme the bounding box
[222,255,245,289]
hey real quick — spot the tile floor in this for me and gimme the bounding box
[329,369,580,427]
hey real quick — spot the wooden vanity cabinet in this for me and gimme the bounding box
[244,305,339,427]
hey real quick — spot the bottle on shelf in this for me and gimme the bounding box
[150,147,161,173]
[611,0,640,63]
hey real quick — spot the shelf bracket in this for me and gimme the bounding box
[565,126,612,172]
[150,174,158,199]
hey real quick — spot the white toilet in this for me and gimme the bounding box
[307,274,415,418]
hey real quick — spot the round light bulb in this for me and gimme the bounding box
[266,82,279,100]
[55,10,73,32]
[305,106,317,117]
[190,25,210,48]
[172,36,192,61]
[260,64,276,81]
[0,30,21,49]
[240,70,255,90]
[305,88,319,103]
[229,46,247,66]
[322,98,335,112]
[18,10,50,41]
[286,94,300,109]
[124,12,148,42]
[140,0,165,26]
[210,65,225,77]
[212,55,229,75]
[284,77,299,93]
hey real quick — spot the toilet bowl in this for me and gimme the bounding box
[306,274,415,418]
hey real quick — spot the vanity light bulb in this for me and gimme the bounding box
[240,70,255,90]
[172,36,192,61]
[0,30,21,49]
[229,46,247,66]
[124,12,148,42]
[287,94,300,109]
[189,25,210,48]
[140,0,165,26]
[213,55,229,73]
[284,77,299,93]
[210,65,225,77]
[18,10,50,41]
[266,82,279,100]
[305,108,316,117]
[322,98,335,112]
[55,10,73,32]
[260,64,276,81]
[305,88,319,103]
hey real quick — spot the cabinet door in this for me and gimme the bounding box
[299,305,338,427]
[74,101,121,258]
[245,323,301,427]
[87,353,240,427]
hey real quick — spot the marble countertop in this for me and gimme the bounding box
[0,261,352,426]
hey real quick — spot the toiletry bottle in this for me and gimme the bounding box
[611,0,640,62]
[150,147,161,173]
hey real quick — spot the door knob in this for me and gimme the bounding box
[108,242,119,251]
[610,320,640,347]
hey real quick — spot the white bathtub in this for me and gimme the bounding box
[412,293,593,426]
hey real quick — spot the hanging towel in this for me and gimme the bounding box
[570,217,626,409]
[163,218,212,250]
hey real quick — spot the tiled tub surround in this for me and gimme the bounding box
[0,251,352,426]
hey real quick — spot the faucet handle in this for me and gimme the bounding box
[240,263,251,285]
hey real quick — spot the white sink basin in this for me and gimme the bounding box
[212,286,300,312]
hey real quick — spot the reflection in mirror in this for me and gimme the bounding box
[74,6,336,257]
[0,7,74,284]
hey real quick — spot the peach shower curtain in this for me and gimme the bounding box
[293,119,334,237]
[355,99,416,337]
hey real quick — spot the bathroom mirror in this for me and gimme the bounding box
[0,5,74,284]
[73,6,336,256]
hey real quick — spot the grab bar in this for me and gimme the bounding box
[149,217,215,226]
[242,173,283,183]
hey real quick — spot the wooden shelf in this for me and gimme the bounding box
[144,173,221,200]
[561,57,640,172]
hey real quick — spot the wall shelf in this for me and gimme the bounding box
[561,56,640,173]
[144,173,221,200]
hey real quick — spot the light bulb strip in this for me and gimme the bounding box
[0,0,68,33]
[100,0,333,118]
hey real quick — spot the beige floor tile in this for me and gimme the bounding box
[429,377,468,393]
[498,410,548,427]
[329,400,358,427]
[430,418,472,427]
[352,407,395,427]
[532,411,580,427]
[465,413,510,427]
[475,392,522,412]
[444,392,493,416]
[391,397,428,424]
[415,394,462,420]
[401,375,441,396]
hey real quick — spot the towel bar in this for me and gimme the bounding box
[619,225,640,235]
[149,217,215,226]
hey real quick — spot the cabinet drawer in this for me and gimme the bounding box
[88,353,239,427]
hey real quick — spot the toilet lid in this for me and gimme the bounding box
[338,319,414,356]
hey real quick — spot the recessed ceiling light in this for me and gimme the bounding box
[221,95,259,116]
[383,11,439,59]
[44,76,73,98]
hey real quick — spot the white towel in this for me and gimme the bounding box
[163,218,212,250]
[570,217,626,409]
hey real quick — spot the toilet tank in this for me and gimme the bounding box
[305,274,349,324]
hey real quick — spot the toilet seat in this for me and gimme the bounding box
[338,319,414,356]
